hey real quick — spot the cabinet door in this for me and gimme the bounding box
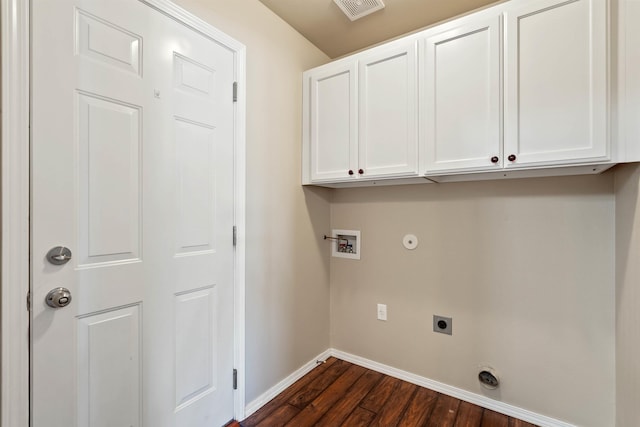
[359,42,418,178]
[504,0,608,168]
[423,15,502,173]
[309,62,358,182]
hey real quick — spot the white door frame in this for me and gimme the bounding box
[0,0,247,425]
[1,0,30,426]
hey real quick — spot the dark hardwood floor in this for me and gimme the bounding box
[241,357,538,427]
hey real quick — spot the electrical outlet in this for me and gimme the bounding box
[433,315,452,335]
[377,304,387,321]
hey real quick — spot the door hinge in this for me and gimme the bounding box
[233,369,238,390]
[26,291,31,312]
[233,225,237,247]
[233,82,238,103]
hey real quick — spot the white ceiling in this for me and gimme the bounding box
[258,0,504,58]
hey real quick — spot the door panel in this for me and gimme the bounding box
[175,287,216,407]
[75,9,142,76]
[77,92,142,265]
[31,1,236,426]
[175,119,217,254]
[77,304,142,427]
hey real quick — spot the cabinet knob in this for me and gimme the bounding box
[348,170,354,175]
[358,169,364,175]
[490,156,499,164]
[508,154,517,162]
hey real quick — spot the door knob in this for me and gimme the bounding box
[45,287,72,308]
[46,246,72,265]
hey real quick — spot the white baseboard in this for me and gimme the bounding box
[243,349,332,418]
[243,347,576,427]
[329,348,576,427]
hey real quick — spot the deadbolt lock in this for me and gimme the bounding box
[46,246,72,265]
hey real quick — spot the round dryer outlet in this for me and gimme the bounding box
[478,367,500,389]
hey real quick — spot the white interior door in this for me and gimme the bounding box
[31,1,237,426]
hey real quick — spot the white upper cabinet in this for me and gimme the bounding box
[302,0,616,186]
[359,43,418,178]
[423,15,502,173]
[307,62,357,182]
[303,41,419,184]
[503,0,609,168]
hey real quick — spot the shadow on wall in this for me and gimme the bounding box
[613,162,640,427]
[302,185,333,273]
[615,163,640,309]
[330,173,615,205]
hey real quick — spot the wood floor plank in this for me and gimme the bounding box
[241,358,539,427]
[241,357,338,427]
[315,369,384,427]
[397,386,439,427]
[284,364,367,426]
[481,409,509,427]
[360,375,402,413]
[424,394,461,427]
[254,404,299,427]
[343,407,377,426]
[453,401,483,427]
[508,418,538,427]
[287,358,352,409]
[369,380,418,427]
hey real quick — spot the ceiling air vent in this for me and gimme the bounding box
[333,0,386,21]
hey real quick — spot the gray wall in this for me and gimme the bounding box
[330,175,616,427]
[172,0,332,404]
[614,163,640,427]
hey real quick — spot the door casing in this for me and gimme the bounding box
[0,1,247,425]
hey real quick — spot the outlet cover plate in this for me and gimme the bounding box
[377,303,387,321]
[433,315,452,335]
